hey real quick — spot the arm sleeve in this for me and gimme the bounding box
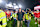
[24,14,25,18]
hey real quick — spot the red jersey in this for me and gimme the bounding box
[39,12,40,17]
[34,12,39,18]
[6,12,11,16]
[6,12,11,18]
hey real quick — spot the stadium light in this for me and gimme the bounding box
[6,2,13,7]
[19,4,22,8]
[8,2,13,7]
[13,3,16,5]
[0,0,3,3]
[8,4,13,7]
[14,5,19,9]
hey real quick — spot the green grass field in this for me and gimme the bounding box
[7,17,38,27]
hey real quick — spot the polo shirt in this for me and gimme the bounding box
[17,12,24,21]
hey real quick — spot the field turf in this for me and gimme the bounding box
[7,17,38,27]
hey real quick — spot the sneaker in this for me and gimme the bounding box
[38,24,40,27]
[35,22,37,24]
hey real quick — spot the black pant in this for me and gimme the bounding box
[13,19,16,27]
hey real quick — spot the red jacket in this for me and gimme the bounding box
[34,12,39,18]
[39,12,40,17]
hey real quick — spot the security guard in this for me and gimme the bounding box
[12,10,17,19]
[24,12,31,20]
[0,9,7,27]
[11,10,17,27]
[24,8,33,27]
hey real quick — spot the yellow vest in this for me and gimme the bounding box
[24,13,31,20]
[0,10,7,27]
[12,13,17,18]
